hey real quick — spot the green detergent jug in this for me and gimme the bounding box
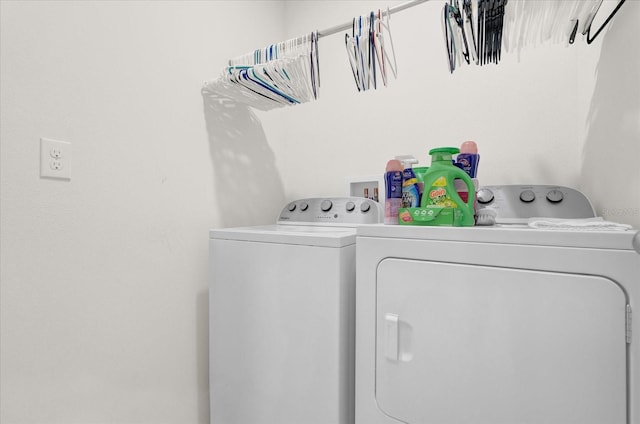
[420,147,476,226]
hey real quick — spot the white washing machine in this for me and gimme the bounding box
[355,185,640,424]
[209,197,382,424]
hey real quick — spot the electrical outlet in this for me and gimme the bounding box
[40,137,71,179]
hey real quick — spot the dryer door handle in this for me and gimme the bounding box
[384,313,399,361]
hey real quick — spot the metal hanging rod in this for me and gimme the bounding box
[317,0,430,38]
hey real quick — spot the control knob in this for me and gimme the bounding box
[546,189,564,203]
[360,202,371,213]
[321,200,333,212]
[477,188,494,204]
[345,201,355,212]
[287,202,296,212]
[519,190,536,203]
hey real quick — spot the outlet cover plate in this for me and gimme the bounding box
[40,137,71,179]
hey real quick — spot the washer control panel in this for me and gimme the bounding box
[476,185,596,222]
[278,197,383,224]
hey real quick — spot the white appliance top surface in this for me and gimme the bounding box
[356,224,639,251]
[210,224,356,247]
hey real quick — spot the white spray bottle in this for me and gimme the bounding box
[396,155,421,208]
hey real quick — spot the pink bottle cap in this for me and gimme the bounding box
[386,159,403,172]
[460,141,478,154]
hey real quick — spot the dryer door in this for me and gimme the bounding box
[376,259,628,424]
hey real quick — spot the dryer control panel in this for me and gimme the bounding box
[278,197,383,225]
[476,185,596,223]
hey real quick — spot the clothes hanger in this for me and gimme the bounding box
[376,7,398,79]
[345,33,362,91]
[584,0,626,44]
[374,9,388,87]
[369,11,377,89]
[450,0,471,65]
[443,3,456,73]
[463,0,478,63]
[310,31,320,99]
[356,14,370,90]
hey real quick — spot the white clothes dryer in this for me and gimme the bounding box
[209,197,382,424]
[355,185,640,424]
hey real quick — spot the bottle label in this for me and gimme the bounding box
[426,178,458,208]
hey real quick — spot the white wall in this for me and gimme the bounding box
[1,1,285,423]
[1,1,638,424]
[578,0,640,228]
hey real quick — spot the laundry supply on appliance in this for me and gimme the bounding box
[455,140,480,178]
[398,147,476,227]
[453,141,480,212]
[384,159,403,225]
[413,166,429,200]
[396,155,421,208]
[475,207,497,226]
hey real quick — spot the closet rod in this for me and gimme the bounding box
[317,0,430,38]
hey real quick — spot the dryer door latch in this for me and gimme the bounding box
[627,304,632,344]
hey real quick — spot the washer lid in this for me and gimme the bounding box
[210,225,356,247]
[356,224,638,251]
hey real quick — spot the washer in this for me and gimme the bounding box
[355,185,640,424]
[209,197,382,424]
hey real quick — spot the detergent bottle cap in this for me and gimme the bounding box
[386,159,403,172]
[428,147,459,163]
[460,141,478,154]
[395,155,419,168]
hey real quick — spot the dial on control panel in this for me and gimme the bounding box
[477,188,494,204]
[346,201,355,212]
[519,190,536,203]
[321,200,333,212]
[546,189,564,203]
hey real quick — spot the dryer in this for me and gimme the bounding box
[355,185,640,424]
[209,197,382,424]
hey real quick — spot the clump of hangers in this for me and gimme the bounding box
[443,0,627,73]
[344,9,398,92]
[442,0,507,72]
[201,33,320,111]
[503,0,627,48]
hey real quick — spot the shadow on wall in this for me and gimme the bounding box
[581,1,640,228]
[203,93,286,228]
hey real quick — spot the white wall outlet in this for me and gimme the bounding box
[40,137,71,179]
